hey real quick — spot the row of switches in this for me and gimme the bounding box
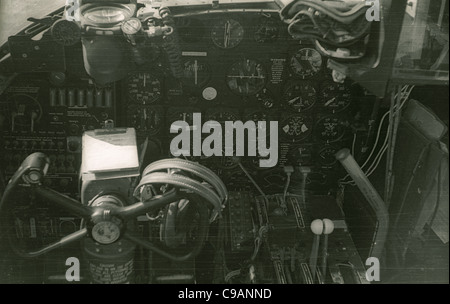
[49,88,113,108]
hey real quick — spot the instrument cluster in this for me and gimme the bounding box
[121,12,361,193]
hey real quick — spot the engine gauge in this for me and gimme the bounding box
[226,59,266,96]
[51,20,81,46]
[315,116,347,142]
[321,82,352,113]
[282,81,317,112]
[128,106,163,136]
[211,19,244,49]
[128,73,162,105]
[182,59,211,88]
[255,88,276,109]
[254,17,279,43]
[289,48,323,79]
[280,114,312,142]
[318,145,338,166]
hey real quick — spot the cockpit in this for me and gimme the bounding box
[0,0,448,285]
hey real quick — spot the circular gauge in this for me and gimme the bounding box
[128,106,163,135]
[226,59,266,96]
[81,4,134,26]
[282,82,317,112]
[255,88,276,109]
[51,20,81,46]
[182,59,211,88]
[315,116,347,142]
[9,94,42,127]
[254,17,279,43]
[318,145,338,166]
[91,221,121,245]
[49,72,66,86]
[321,82,352,113]
[128,73,162,105]
[121,18,142,35]
[280,115,312,142]
[287,145,313,166]
[211,19,244,49]
[290,48,323,79]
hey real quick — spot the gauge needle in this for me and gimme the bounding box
[224,21,231,48]
[324,97,336,107]
[194,60,198,86]
[288,96,300,104]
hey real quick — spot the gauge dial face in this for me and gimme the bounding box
[128,106,163,135]
[121,18,142,35]
[51,20,81,46]
[255,88,276,109]
[290,48,323,79]
[321,82,352,113]
[280,115,312,141]
[315,116,347,142]
[182,59,211,88]
[82,5,133,26]
[226,59,266,96]
[91,221,121,245]
[254,17,279,43]
[128,73,162,105]
[211,19,244,49]
[282,82,317,112]
[318,145,338,166]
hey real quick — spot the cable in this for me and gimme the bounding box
[339,85,415,186]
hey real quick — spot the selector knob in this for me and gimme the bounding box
[68,140,79,152]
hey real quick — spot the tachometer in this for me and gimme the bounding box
[226,59,266,96]
[289,48,323,79]
[128,73,162,105]
[211,19,244,49]
[320,82,352,113]
[282,81,317,112]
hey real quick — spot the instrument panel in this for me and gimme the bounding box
[117,12,363,193]
[0,12,369,196]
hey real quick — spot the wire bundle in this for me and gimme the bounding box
[339,85,416,186]
[280,0,373,57]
